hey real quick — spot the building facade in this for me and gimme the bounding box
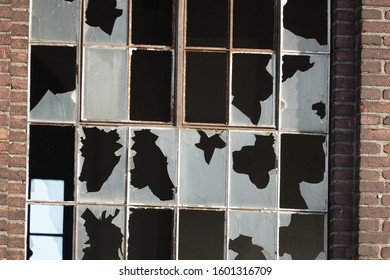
[0,0,389,260]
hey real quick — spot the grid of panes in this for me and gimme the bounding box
[27,0,329,260]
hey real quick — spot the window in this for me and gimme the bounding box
[27,0,330,260]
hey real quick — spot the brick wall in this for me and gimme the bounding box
[358,0,390,260]
[0,0,28,260]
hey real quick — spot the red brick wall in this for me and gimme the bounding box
[0,0,28,260]
[358,0,390,260]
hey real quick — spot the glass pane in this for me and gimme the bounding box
[29,236,63,260]
[84,0,128,44]
[130,50,172,122]
[30,179,64,201]
[282,0,329,52]
[29,125,75,201]
[279,213,326,260]
[185,52,227,124]
[31,0,79,43]
[78,126,127,203]
[230,53,275,126]
[77,205,125,260]
[179,129,227,207]
[186,0,228,47]
[179,210,225,260]
[82,48,128,121]
[29,205,64,234]
[233,0,274,49]
[280,134,327,210]
[228,211,275,260]
[132,0,173,46]
[230,131,277,208]
[129,128,177,204]
[281,54,329,132]
[128,208,174,260]
[30,46,77,123]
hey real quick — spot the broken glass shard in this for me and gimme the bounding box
[78,126,127,203]
[230,131,277,208]
[82,48,128,121]
[29,125,75,201]
[231,53,275,126]
[233,0,275,49]
[130,128,176,203]
[185,52,227,124]
[186,0,228,47]
[280,134,327,210]
[179,210,225,260]
[279,213,325,260]
[130,50,172,122]
[132,0,172,46]
[180,129,227,206]
[31,0,79,43]
[77,206,125,260]
[128,208,173,260]
[84,0,128,44]
[282,0,328,52]
[281,54,328,132]
[30,46,77,122]
[228,210,275,260]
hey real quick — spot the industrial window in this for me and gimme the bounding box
[27,0,330,260]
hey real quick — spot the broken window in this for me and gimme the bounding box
[27,0,330,260]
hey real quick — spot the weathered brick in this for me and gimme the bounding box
[361,101,390,113]
[384,116,390,125]
[383,222,390,232]
[359,169,380,181]
[360,232,390,244]
[360,207,390,218]
[361,61,381,73]
[360,193,381,205]
[360,219,380,231]
[381,247,390,258]
[360,129,390,140]
[382,195,390,205]
[359,244,380,257]
[362,34,382,45]
[360,115,381,125]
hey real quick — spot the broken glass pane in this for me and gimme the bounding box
[77,205,125,260]
[84,0,128,45]
[186,0,228,47]
[31,0,79,43]
[130,50,172,122]
[230,131,277,208]
[29,46,77,123]
[128,208,174,260]
[129,128,177,204]
[179,210,225,260]
[233,0,275,49]
[180,129,227,207]
[280,134,327,210]
[132,0,173,46]
[230,53,275,126]
[82,47,128,121]
[78,126,127,203]
[282,0,329,52]
[185,52,227,124]
[228,210,275,260]
[30,179,64,201]
[279,213,325,260]
[280,54,328,132]
[29,125,75,201]
[27,205,73,260]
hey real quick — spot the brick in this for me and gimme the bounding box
[360,232,390,244]
[330,194,354,206]
[361,75,390,87]
[10,91,27,103]
[361,34,382,46]
[11,24,28,36]
[361,88,382,100]
[333,64,356,76]
[333,170,353,180]
[384,90,390,99]
[361,61,381,73]
[11,38,28,50]
[362,49,390,59]
[332,104,355,116]
[335,22,356,36]
[332,91,356,102]
[360,193,380,205]
[332,118,355,129]
[361,101,390,113]
[330,181,354,193]
[0,128,8,140]
[11,10,29,22]
[362,22,390,33]
[333,10,356,21]
[333,155,354,167]
[382,195,390,205]
[333,37,356,49]
[0,20,11,32]
[359,169,380,181]
[330,234,353,245]
[13,0,29,9]
[360,115,381,125]
[6,250,24,260]
[8,143,25,155]
[360,181,389,193]
[331,207,353,219]
[333,130,355,142]
[383,222,390,232]
[7,236,24,249]
[360,207,390,218]
[360,219,380,231]
[7,208,24,221]
[8,183,25,195]
[359,245,380,257]
[360,129,390,140]
[383,170,390,180]
[362,0,390,6]
[11,52,27,63]
[7,197,24,208]
[361,9,383,19]
[385,143,390,154]
[329,247,353,259]
[331,143,353,154]
[7,222,24,235]
[384,116,390,125]
[10,77,27,90]
[382,247,390,259]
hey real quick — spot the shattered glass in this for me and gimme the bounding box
[228,210,275,260]
[230,53,275,126]
[78,126,127,203]
[31,0,79,43]
[82,48,128,121]
[180,129,227,207]
[279,213,325,260]
[280,54,329,133]
[84,0,128,45]
[129,128,177,204]
[229,131,277,208]
[282,0,328,52]
[77,205,125,260]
